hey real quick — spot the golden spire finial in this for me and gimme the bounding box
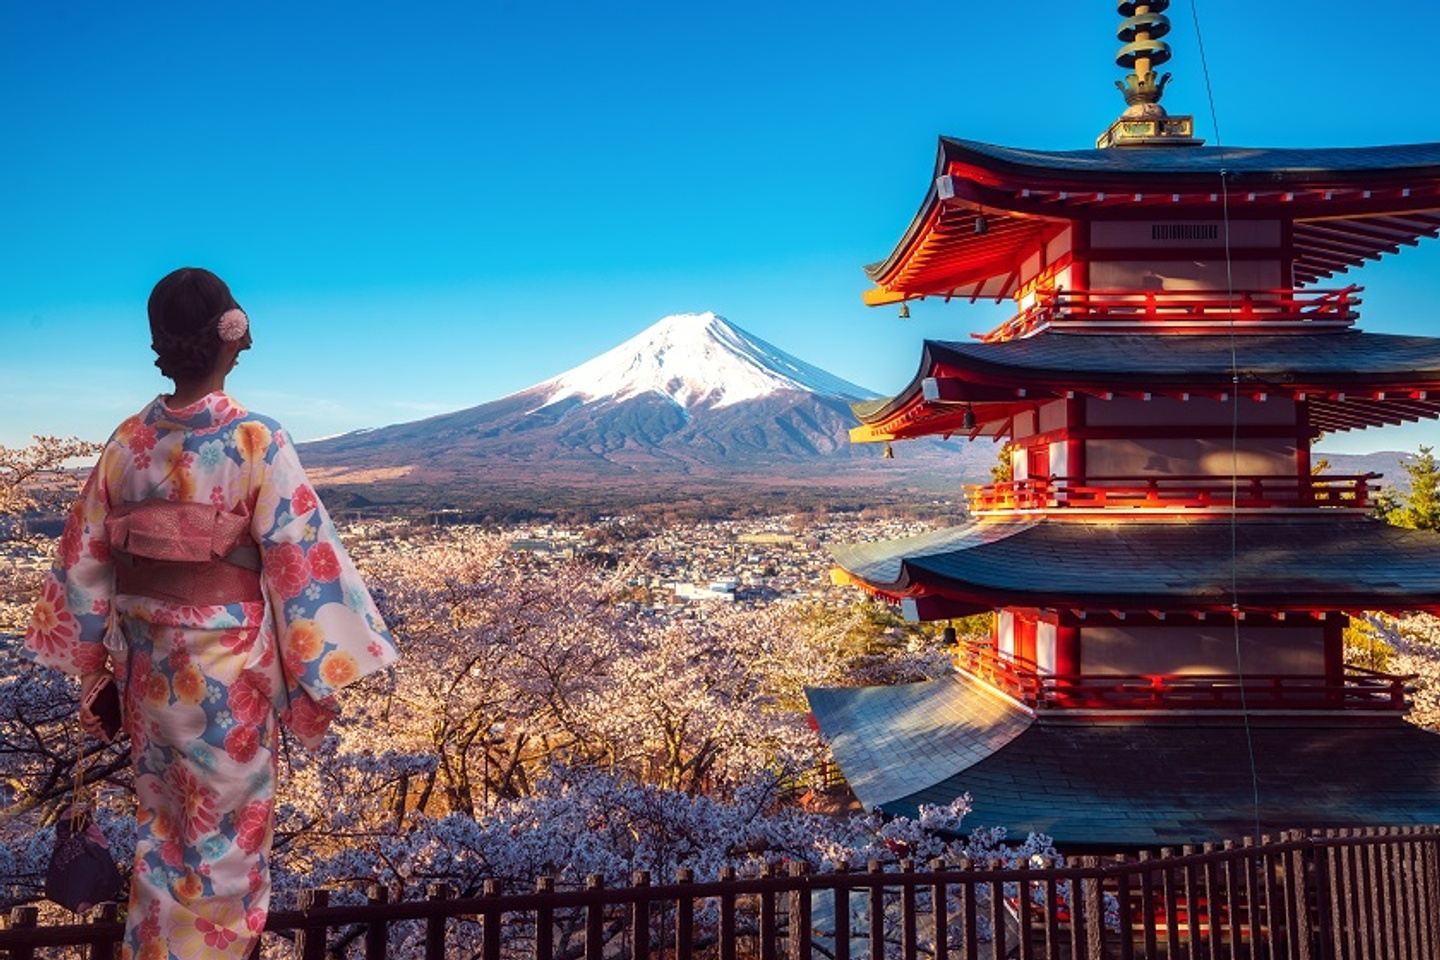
[1115,1,1173,117]
[1096,0,1202,148]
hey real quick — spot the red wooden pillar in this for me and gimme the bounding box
[1055,623,1082,675]
[1017,615,1038,665]
[1066,397,1086,486]
[1070,224,1090,293]
[1323,613,1345,685]
[1296,399,1312,503]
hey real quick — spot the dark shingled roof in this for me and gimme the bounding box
[853,332,1440,424]
[939,139,1440,183]
[829,518,1440,609]
[864,139,1440,287]
[879,719,1440,846]
[805,674,1033,809]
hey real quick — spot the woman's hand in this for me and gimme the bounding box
[79,670,114,740]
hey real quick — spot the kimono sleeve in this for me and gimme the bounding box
[23,444,119,676]
[249,425,398,743]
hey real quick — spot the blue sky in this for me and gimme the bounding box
[3,0,1439,454]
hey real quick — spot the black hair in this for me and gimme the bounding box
[147,267,242,381]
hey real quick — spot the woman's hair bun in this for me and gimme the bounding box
[148,267,241,381]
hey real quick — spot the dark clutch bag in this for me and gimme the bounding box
[47,698,125,913]
[45,805,124,912]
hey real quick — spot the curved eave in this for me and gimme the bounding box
[935,138,1440,192]
[830,519,1440,615]
[850,333,1440,442]
[864,138,1440,303]
[848,340,1048,442]
[879,721,1440,844]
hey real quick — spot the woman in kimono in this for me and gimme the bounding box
[23,267,400,960]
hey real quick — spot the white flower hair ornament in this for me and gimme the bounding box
[217,308,250,343]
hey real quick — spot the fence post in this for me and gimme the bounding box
[1389,827,1412,960]
[1373,827,1396,960]
[584,875,604,960]
[1363,828,1384,959]
[535,877,555,960]
[1286,831,1313,960]
[1041,857,1059,960]
[677,867,695,960]
[915,859,941,960]
[833,861,852,960]
[425,882,452,960]
[790,861,812,960]
[294,887,329,960]
[1201,842,1222,960]
[1341,827,1370,960]
[481,878,502,960]
[867,859,885,960]
[6,905,38,960]
[1113,854,1134,960]
[1181,845,1201,960]
[633,871,652,960]
[1328,830,1358,960]
[1396,828,1419,960]
[898,858,916,960]
[87,901,120,960]
[718,867,738,960]
[1014,858,1034,960]
[988,859,1008,960]
[1220,840,1243,956]
[364,883,389,960]
[760,863,781,960]
[1137,850,1159,960]
[1306,832,1335,960]
[1080,856,1104,960]
[1422,829,1434,960]
[1158,847,1180,960]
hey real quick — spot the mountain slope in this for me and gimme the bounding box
[301,312,993,489]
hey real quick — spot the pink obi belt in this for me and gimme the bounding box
[105,500,263,605]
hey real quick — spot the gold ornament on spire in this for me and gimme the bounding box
[1096,1,1202,148]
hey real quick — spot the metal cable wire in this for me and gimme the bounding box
[1189,0,1264,842]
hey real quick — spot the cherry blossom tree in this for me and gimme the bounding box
[0,435,101,522]
[3,512,1062,950]
[1,437,128,911]
[1365,613,1440,730]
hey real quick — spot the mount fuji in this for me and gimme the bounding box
[300,312,990,500]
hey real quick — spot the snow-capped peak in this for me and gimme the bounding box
[534,312,874,410]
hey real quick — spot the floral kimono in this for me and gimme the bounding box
[23,391,399,960]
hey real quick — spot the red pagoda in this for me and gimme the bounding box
[807,2,1440,847]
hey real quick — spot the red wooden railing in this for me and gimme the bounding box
[956,642,1413,713]
[4,828,1439,959]
[965,473,1380,513]
[981,285,1362,342]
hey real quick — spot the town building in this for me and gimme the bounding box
[809,2,1440,846]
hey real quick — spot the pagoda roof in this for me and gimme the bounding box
[865,138,1440,301]
[853,332,1440,439]
[901,719,1440,846]
[806,673,1440,845]
[935,139,1440,183]
[830,518,1440,613]
[804,674,1033,811]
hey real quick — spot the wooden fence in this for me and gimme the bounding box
[2,826,1437,960]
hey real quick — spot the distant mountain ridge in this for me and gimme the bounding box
[1316,450,1417,492]
[301,313,990,490]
